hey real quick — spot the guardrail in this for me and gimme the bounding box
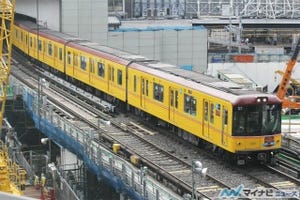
[21,81,182,200]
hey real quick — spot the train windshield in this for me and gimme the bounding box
[232,104,281,136]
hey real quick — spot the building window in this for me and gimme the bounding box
[153,83,164,102]
[117,69,122,85]
[80,56,86,70]
[48,43,52,56]
[98,62,105,77]
[184,94,196,116]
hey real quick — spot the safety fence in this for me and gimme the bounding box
[21,83,182,200]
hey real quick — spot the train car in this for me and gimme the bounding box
[13,20,134,102]
[127,61,282,164]
[64,42,135,102]
[13,23,28,54]
[14,20,72,73]
[13,19,282,165]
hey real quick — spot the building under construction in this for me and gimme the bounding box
[109,0,300,19]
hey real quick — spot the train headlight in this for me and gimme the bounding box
[262,97,268,102]
[256,97,268,103]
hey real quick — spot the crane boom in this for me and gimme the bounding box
[276,38,300,109]
[276,39,300,100]
[0,0,15,128]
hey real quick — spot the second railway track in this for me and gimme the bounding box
[10,50,300,199]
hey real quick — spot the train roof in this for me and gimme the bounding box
[69,41,149,65]
[15,20,80,43]
[129,61,280,105]
[15,20,145,65]
[15,19,280,105]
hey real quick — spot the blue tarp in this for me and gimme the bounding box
[23,91,141,200]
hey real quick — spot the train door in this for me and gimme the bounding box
[140,77,146,108]
[222,106,228,146]
[108,64,114,93]
[54,45,57,68]
[169,87,178,122]
[203,99,209,138]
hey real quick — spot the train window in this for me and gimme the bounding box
[34,38,36,49]
[80,56,86,70]
[210,103,214,123]
[59,48,62,60]
[98,62,105,77]
[232,104,281,136]
[20,32,23,41]
[43,41,46,52]
[38,40,42,51]
[117,69,122,85]
[54,46,57,57]
[170,90,174,106]
[111,67,115,81]
[175,91,178,108]
[153,83,164,102]
[204,101,208,121]
[48,43,52,56]
[15,29,18,39]
[133,75,137,92]
[224,109,228,126]
[89,58,94,73]
[142,79,145,94]
[146,80,149,96]
[67,51,71,64]
[184,94,197,116]
[74,54,78,66]
[29,37,32,47]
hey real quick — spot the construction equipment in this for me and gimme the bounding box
[276,38,300,111]
[275,70,300,96]
[0,0,27,195]
[0,0,15,126]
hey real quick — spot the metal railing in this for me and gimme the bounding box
[21,80,182,200]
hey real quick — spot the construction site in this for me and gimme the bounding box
[1,0,300,200]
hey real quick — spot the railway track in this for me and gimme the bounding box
[10,50,300,199]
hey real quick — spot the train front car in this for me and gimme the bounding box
[232,94,281,165]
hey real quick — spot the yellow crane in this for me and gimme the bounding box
[0,0,15,125]
[0,0,26,195]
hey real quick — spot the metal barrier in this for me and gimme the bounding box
[209,53,293,63]
[21,82,182,200]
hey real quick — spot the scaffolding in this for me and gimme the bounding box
[124,0,300,19]
[0,0,15,133]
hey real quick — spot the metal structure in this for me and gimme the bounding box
[276,38,300,111]
[0,0,15,132]
[126,0,300,19]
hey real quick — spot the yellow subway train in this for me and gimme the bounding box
[13,19,282,165]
